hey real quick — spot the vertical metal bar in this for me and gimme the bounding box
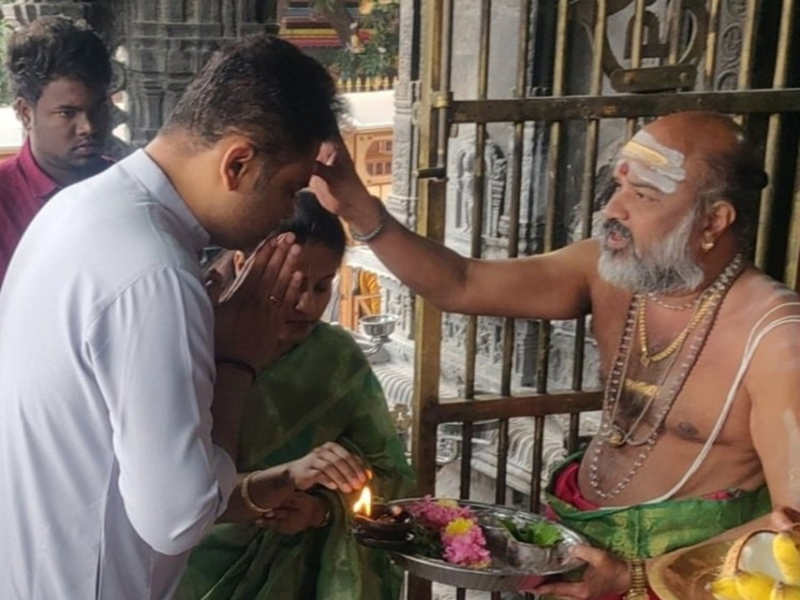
[628,0,646,68]
[625,0,646,139]
[787,148,800,289]
[495,419,510,505]
[438,0,454,93]
[505,0,536,253]
[412,0,446,496]
[493,411,510,508]
[733,0,760,128]
[529,416,546,513]
[667,0,684,65]
[736,0,760,91]
[569,0,607,453]
[529,0,570,514]
[409,2,449,598]
[464,0,492,400]
[702,0,723,91]
[459,422,474,499]
[755,0,795,269]
[460,0,493,507]
[433,0,455,171]
[495,0,535,512]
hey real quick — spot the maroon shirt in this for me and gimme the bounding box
[0,139,111,287]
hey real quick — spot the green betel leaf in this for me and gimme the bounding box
[520,521,563,547]
[499,518,562,546]
[499,518,521,540]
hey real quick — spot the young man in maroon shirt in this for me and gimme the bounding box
[0,16,113,287]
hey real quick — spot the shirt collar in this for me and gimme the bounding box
[120,149,211,253]
[18,138,60,201]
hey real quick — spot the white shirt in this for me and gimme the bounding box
[0,150,238,599]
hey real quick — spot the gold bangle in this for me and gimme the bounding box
[316,502,333,528]
[308,491,333,528]
[241,471,271,514]
[624,558,649,600]
[216,358,257,385]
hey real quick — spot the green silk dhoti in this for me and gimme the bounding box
[545,453,771,560]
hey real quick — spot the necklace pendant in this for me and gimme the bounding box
[640,355,651,368]
[607,426,626,447]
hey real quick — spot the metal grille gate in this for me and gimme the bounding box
[406,1,800,598]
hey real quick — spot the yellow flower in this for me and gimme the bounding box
[437,499,459,508]
[445,518,476,536]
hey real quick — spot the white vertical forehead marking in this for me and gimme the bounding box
[618,130,687,195]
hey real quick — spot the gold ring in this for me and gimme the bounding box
[268,295,280,304]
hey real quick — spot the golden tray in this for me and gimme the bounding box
[649,540,732,600]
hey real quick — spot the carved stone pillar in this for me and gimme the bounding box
[122,1,275,146]
[715,0,747,90]
[386,0,418,230]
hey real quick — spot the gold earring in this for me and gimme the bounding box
[701,239,715,252]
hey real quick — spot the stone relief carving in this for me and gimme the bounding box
[572,0,709,85]
[715,0,746,91]
[449,133,510,251]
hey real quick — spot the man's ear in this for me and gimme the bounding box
[232,250,247,276]
[14,98,33,131]
[702,200,737,239]
[219,139,258,192]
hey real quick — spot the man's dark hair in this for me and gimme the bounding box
[273,190,346,261]
[700,136,768,248]
[6,16,112,104]
[164,35,342,164]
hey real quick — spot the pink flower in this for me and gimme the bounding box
[441,518,491,568]
[406,497,492,569]
[407,496,475,530]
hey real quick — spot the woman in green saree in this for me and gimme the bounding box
[177,192,417,600]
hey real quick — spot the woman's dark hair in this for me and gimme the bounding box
[273,191,346,262]
[163,35,342,165]
[205,192,346,292]
[6,16,112,104]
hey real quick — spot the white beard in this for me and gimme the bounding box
[598,206,705,295]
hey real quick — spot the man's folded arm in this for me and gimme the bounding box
[86,267,238,555]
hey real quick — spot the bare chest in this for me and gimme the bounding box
[592,302,754,448]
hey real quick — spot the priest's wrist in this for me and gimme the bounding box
[348,196,388,243]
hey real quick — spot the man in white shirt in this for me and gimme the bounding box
[0,35,343,599]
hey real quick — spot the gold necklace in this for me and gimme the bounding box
[637,292,719,367]
[647,293,699,311]
[589,254,746,499]
[624,378,660,398]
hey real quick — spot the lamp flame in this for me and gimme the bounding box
[353,486,372,517]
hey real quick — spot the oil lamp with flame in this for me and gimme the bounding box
[352,486,415,545]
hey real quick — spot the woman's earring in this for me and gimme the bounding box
[701,239,715,252]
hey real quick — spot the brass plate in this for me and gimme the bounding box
[649,540,733,600]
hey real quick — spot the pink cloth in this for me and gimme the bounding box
[0,139,112,287]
